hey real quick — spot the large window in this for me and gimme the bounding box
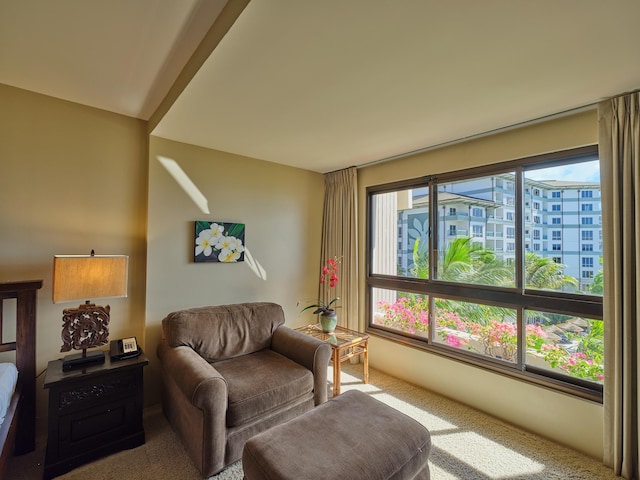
[367,146,603,400]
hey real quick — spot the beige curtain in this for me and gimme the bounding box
[599,91,640,480]
[320,167,358,331]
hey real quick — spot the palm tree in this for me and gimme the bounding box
[410,236,429,279]
[412,237,514,325]
[524,253,578,291]
[588,257,604,295]
[437,237,477,281]
[413,236,514,286]
[589,272,603,294]
[437,237,512,287]
[414,238,580,291]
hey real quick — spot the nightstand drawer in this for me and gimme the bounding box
[57,396,139,459]
[53,369,140,414]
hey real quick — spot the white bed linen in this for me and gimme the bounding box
[0,363,18,426]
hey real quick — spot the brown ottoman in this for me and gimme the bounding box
[242,389,431,480]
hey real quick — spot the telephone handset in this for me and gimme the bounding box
[110,336,141,361]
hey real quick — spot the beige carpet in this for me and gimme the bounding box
[9,364,617,480]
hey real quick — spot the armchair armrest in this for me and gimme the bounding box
[271,326,331,405]
[157,340,228,410]
[157,339,229,475]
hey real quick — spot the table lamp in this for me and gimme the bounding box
[52,250,128,370]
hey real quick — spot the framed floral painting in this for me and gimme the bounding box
[194,221,245,263]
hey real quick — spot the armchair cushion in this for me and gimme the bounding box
[213,349,313,427]
[162,303,284,361]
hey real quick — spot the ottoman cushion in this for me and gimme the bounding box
[242,389,431,480]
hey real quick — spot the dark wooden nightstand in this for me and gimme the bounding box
[43,351,148,479]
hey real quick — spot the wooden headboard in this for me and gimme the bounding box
[0,280,42,455]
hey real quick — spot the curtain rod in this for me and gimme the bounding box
[356,102,598,170]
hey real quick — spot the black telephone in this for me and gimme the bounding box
[110,336,141,361]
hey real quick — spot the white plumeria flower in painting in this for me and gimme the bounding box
[214,236,229,251]
[216,235,244,253]
[209,223,225,242]
[219,248,241,263]
[215,235,235,251]
[195,229,215,256]
[229,236,245,253]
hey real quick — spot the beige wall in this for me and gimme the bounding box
[145,136,325,403]
[358,109,603,458]
[0,84,148,425]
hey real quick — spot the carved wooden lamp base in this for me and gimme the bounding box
[60,302,110,372]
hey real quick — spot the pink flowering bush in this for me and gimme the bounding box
[375,299,604,383]
[376,296,429,336]
[541,344,604,382]
[471,321,518,361]
[525,324,544,349]
[437,309,468,331]
[445,333,467,348]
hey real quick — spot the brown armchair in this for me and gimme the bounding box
[156,302,331,477]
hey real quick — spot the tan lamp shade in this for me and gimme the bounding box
[53,254,129,303]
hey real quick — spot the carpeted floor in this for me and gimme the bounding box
[8,363,618,479]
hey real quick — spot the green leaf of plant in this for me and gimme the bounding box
[227,223,245,238]
[195,221,210,235]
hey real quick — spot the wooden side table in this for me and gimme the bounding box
[43,352,148,479]
[296,324,369,396]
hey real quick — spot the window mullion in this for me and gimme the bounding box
[515,168,525,369]
[428,178,437,345]
[515,167,524,291]
[517,308,526,369]
[429,178,437,282]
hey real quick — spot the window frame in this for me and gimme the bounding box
[365,145,603,402]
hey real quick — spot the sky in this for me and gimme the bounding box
[528,160,600,183]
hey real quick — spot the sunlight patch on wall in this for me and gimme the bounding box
[244,247,267,280]
[157,155,210,214]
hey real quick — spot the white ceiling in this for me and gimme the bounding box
[0,0,227,119]
[2,1,640,174]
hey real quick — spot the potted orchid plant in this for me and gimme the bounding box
[302,257,340,332]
